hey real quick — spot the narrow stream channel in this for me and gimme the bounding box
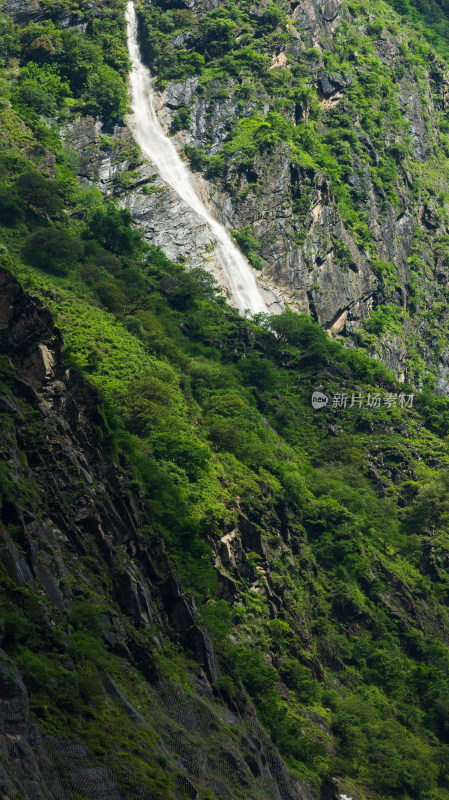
[125,1,271,316]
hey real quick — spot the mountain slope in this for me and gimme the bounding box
[0,268,311,800]
[3,0,449,799]
[134,0,449,389]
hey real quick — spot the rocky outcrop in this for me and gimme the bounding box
[63,115,236,289]
[0,269,309,800]
[0,269,66,395]
[122,162,225,270]
[3,0,44,23]
[114,0,449,389]
[52,0,449,384]
[155,76,401,330]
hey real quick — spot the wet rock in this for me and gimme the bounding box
[238,515,269,562]
[122,171,222,270]
[184,625,220,684]
[0,394,25,420]
[14,557,35,587]
[163,576,197,632]
[115,565,153,626]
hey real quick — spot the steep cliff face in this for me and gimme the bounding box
[62,115,220,271]
[6,0,449,798]
[131,0,449,388]
[4,0,449,385]
[0,269,309,800]
[4,262,449,800]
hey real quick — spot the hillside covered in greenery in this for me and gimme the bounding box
[3,0,449,798]
[134,0,449,390]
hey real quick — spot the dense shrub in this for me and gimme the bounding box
[23,229,83,273]
[15,170,63,216]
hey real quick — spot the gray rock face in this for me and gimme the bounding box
[291,0,343,47]
[0,650,30,736]
[3,0,44,22]
[70,766,122,800]
[62,116,132,185]
[127,64,387,331]
[135,13,449,388]
[436,350,449,394]
[398,80,430,162]
[206,146,383,327]
[0,271,309,800]
[122,164,222,269]
[64,116,236,293]
[163,76,199,110]
[52,0,449,388]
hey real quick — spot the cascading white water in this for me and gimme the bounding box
[125,1,270,316]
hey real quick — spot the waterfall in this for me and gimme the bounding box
[125,1,271,316]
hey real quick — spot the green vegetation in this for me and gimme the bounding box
[136,0,449,387]
[2,92,449,792]
[385,0,449,60]
[136,0,410,239]
[1,0,129,120]
[4,0,449,798]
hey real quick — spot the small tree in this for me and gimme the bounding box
[86,203,142,257]
[86,63,128,118]
[23,228,82,274]
[18,81,55,113]
[0,190,24,225]
[15,170,62,216]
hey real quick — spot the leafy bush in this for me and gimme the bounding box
[86,62,128,118]
[235,648,277,699]
[86,203,143,258]
[15,170,63,216]
[0,190,24,225]
[23,228,83,274]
